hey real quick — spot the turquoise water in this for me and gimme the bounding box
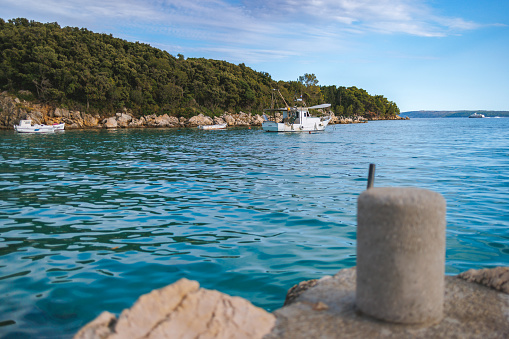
[1,118,508,338]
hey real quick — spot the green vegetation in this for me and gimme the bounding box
[321,85,400,119]
[0,18,400,119]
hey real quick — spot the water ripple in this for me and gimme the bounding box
[1,120,508,337]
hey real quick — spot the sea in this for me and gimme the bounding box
[1,118,508,338]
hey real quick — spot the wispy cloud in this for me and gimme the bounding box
[240,0,482,37]
[2,0,484,61]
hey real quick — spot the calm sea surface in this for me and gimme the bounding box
[1,118,508,338]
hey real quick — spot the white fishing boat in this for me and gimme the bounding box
[469,113,485,118]
[262,90,331,132]
[198,123,227,130]
[14,120,56,133]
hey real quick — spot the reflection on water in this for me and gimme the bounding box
[1,119,509,337]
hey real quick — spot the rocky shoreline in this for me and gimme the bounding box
[0,91,406,130]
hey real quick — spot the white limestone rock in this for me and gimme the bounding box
[74,278,276,339]
[104,117,118,129]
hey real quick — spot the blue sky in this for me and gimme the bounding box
[2,0,508,111]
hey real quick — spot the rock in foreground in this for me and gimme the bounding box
[74,278,275,339]
[458,267,509,294]
[75,267,509,339]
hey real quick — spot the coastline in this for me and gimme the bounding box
[0,91,407,130]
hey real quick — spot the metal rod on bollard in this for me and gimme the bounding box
[367,164,375,189]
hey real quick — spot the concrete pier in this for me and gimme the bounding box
[356,187,446,324]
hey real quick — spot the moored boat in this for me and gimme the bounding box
[198,123,227,130]
[262,89,331,132]
[52,122,65,130]
[14,120,56,133]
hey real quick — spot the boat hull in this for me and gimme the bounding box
[262,118,330,132]
[14,120,65,133]
[53,123,65,130]
[14,126,55,133]
[198,123,227,130]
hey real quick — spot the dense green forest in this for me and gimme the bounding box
[0,18,400,118]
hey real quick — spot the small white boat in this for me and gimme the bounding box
[14,120,56,133]
[52,122,65,130]
[262,89,331,132]
[198,123,227,130]
[469,113,485,118]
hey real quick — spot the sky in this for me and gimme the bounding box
[2,0,508,112]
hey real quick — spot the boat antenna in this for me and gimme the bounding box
[270,89,276,110]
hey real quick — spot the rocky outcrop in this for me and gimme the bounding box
[115,112,132,128]
[188,113,213,127]
[224,111,253,126]
[0,92,35,127]
[0,91,100,129]
[223,114,237,126]
[284,279,319,306]
[83,114,100,128]
[103,117,118,129]
[155,114,180,127]
[458,267,509,294]
[98,112,184,129]
[213,116,225,125]
[367,115,409,121]
[74,278,276,339]
[330,114,368,124]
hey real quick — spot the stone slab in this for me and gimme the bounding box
[268,268,509,338]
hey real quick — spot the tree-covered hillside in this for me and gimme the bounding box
[0,18,400,119]
[322,85,399,119]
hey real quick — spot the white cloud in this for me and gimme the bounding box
[2,0,484,62]
[4,0,482,36]
[239,0,481,37]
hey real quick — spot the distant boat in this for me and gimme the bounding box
[198,123,227,130]
[262,89,331,132]
[14,120,64,133]
[469,113,485,118]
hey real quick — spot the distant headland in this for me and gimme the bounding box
[401,110,509,118]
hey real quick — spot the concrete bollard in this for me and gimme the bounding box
[356,187,446,325]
